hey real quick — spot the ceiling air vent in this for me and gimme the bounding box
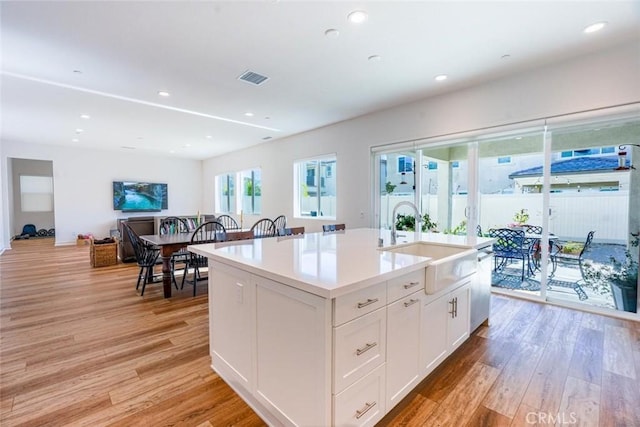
[238,70,269,86]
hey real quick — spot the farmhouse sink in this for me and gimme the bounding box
[382,242,478,294]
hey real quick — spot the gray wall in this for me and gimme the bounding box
[11,158,54,237]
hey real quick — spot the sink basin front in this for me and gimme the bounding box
[383,242,477,294]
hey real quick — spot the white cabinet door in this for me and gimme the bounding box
[254,275,332,427]
[420,292,448,377]
[209,261,254,389]
[386,291,422,410]
[448,282,470,351]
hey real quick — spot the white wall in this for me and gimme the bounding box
[203,40,640,233]
[0,143,203,247]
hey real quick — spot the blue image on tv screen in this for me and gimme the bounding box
[113,181,168,211]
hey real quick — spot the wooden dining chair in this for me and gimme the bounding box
[273,215,287,233]
[159,216,190,286]
[251,218,276,239]
[182,221,227,296]
[122,222,160,296]
[217,214,239,230]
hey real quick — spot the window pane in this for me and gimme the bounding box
[239,168,261,214]
[216,174,235,213]
[20,175,53,212]
[296,157,336,218]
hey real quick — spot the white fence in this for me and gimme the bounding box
[382,191,630,243]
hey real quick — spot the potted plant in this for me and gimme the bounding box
[512,208,530,226]
[583,251,638,313]
[394,213,437,232]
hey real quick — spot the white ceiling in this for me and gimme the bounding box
[2,1,639,160]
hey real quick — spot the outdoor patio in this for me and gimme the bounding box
[491,243,627,310]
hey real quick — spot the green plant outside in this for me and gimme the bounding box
[560,242,583,254]
[513,208,530,225]
[394,213,437,232]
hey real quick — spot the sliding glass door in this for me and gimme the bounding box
[373,113,639,317]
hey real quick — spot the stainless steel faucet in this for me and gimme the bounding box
[390,201,422,245]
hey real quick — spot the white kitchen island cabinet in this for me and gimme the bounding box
[189,228,494,427]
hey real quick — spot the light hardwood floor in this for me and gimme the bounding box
[1,238,639,426]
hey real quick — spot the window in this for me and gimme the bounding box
[295,156,336,218]
[397,156,414,173]
[20,175,53,212]
[216,173,235,213]
[497,156,512,164]
[427,161,438,170]
[239,168,261,215]
[451,161,460,168]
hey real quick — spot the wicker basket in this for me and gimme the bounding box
[90,238,118,267]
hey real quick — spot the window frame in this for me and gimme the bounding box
[294,154,337,220]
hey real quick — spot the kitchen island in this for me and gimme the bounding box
[189,228,494,427]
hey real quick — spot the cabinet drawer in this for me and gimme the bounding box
[334,281,386,326]
[334,308,386,394]
[334,363,386,427]
[387,269,424,303]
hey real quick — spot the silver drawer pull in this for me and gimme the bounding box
[356,342,377,356]
[403,281,421,289]
[404,298,419,308]
[357,298,379,309]
[355,401,377,419]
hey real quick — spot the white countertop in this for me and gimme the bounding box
[188,228,495,299]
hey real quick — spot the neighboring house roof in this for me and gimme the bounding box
[509,156,627,178]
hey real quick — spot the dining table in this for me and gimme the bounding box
[140,232,193,298]
[140,229,254,298]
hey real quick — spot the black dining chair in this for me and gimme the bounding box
[251,218,276,239]
[122,222,161,296]
[217,214,239,230]
[182,221,227,296]
[273,215,287,233]
[489,228,531,281]
[159,216,190,286]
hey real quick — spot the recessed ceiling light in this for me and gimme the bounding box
[158,91,170,97]
[368,55,382,62]
[324,28,340,38]
[169,150,175,154]
[205,135,213,139]
[245,112,254,117]
[434,74,448,82]
[80,114,90,119]
[75,128,84,133]
[584,21,607,33]
[515,137,522,140]
[347,10,368,24]
[71,138,79,142]
[184,143,191,147]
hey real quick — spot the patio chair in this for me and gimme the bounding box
[551,230,596,281]
[488,228,532,281]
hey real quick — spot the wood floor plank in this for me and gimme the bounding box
[377,392,439,426]
[557,376,600,427]
[425,362,500,426]
[482,341,545,418]
[599,370,640,427]
[602,324,637,379]
[568,327,604,384]
[464,405,512,427]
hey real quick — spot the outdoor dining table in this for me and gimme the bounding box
[140,229,254,298]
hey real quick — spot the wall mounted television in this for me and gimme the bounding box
[113,181,168,212]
